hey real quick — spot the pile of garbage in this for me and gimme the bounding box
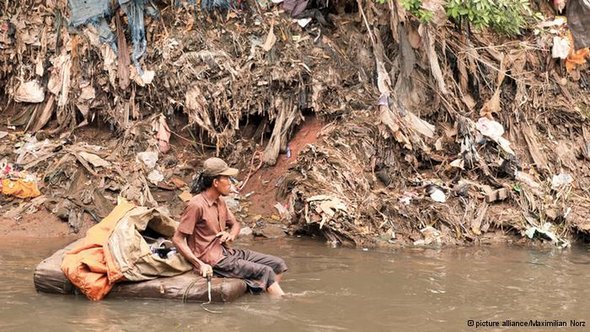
[279,1,590,248]
[0,114,197,232]
[1,0,356,165]
[1,0,590,248]
[0,159,41,199]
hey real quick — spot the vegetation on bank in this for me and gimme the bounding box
[399,0,541,35]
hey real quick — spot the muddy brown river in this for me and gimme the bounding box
[1,236,590,331]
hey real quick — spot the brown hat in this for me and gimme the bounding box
[203,157,239,177]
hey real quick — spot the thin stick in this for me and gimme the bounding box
[357,1,375,46]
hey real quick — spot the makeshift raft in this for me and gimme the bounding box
[34,243,247,303]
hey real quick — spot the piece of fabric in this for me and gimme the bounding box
[61,199,135,301]
[106,206,193,282]
[567,0,590,49]
[120,0,147,73]
[214,248,288,292]
[61,198,192,300]
[177,193,237,265]
[1,178,41,198]
[283,0,309,17]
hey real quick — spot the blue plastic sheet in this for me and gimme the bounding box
[69,0,248,76]
[69,0,117,52]
[120,0,147,74]
[69,0,163,75]
[68,0,111,27]
[92,19,118,52]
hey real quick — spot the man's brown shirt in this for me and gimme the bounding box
[177,193,237,266]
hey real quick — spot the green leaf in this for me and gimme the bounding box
[513,184,522,193]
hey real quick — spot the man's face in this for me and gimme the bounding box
[213,176,232,196]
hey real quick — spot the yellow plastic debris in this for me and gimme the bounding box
[1,178,41,198]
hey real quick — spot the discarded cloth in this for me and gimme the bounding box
[1,178,41,198]
[61,198,192,301]
[0,162,41,198]
[120,0,147,73]
[61,199,136,301]
[283,0,309,17]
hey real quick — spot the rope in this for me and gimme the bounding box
[238,150,264,192]
[201,275,222,314]
[182,275,222,314]
[181,279,199,303]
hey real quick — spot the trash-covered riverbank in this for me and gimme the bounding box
[1,0,590,248]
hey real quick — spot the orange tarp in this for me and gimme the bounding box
[61,199,135,301]
[1,179,41,198]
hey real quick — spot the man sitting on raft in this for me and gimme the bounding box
[173,157,287,296]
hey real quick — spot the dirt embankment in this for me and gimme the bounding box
[0,210,80,238]
[0,115,323,238]
[240,116,323,217]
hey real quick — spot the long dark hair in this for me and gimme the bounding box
[190,171,217,194]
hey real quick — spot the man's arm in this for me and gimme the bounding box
[228,217,240,240]
[175,201,212,276]
[172,230,212,277]
[217,209,241,243]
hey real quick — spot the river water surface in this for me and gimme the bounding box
[1,236,590,331]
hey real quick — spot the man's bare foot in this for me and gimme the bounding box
[267,282,285,297]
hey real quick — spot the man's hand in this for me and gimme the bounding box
[216,231,235,243]
[199,263,213,278]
